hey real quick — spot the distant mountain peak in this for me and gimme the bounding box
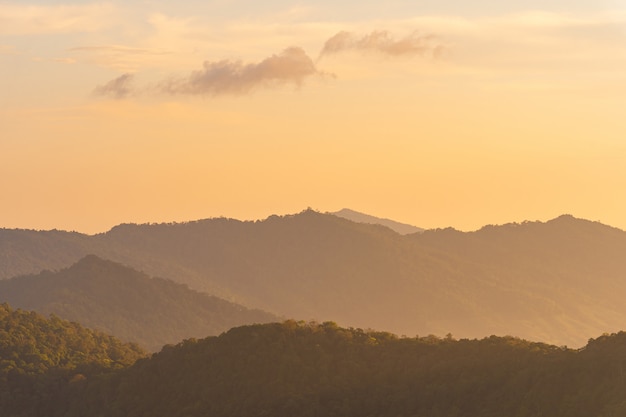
[549,214,588,225]
[0,256,279,351]
[331,208,423,235]
[74,253,112,266]
[68,254,138,276]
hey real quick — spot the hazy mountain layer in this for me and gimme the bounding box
[2,210,626,346]
[0,255,279,351]
[331,208,424,234]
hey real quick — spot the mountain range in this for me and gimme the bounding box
[1,209,626,347]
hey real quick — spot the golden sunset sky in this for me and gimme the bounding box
[1,0,626,233]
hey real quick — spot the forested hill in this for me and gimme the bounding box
[0,255,279,351]
[0,303,146,416]
[2,210,626,346]
[7,316,626,417]
[63,321,626,417]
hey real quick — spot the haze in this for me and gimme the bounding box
[2,0,626,234]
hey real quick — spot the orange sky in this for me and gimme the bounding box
[1,1,626,233]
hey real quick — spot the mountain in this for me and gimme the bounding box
[0,228,94,279]
[2,210,626,347]
[409,214,626,344]
[0,255,279,351]
[60,322,626,417]
[331,208,424,234]
[0,303,145,416]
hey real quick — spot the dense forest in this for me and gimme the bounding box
[0,255,278,351]
[4,317,626,417]
[0,304,145,416]
[2,210,626,346]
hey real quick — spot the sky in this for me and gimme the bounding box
[1,0,626,234]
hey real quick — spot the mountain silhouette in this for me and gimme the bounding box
[331,208,424,234]
[1,210,626,347]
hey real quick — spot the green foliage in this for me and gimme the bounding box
[2,316,626,417]
[0,303,145,417]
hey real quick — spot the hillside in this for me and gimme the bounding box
[2,210,626,346]
[409,215,626,343]
[0,255,279,351]
[0,303,146,416]
[6,319,626,417]
[62,322,626,417]
[331,208,424,234]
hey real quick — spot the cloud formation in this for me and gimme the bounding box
[160,47,321,96]
[93,73,135,99]
[319,30,443,58]
[90,30,441,99]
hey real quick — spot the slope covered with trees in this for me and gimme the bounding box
[2,210,626,346]
[63,321,626,417]
[0,255,278,351]
[2,314,626,417]
[0,303,145,416]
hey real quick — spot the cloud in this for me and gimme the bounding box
[70,45,171,71]
[71,45,170,56]
[93,73,135,99]
[0,44,17,55]
[52,57,77,64]
[160,46,323,96]
[88,30,445,100]
[319,30,443,58]
[0,3,116,35]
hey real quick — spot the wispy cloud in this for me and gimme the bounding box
[0,3,116,35]
[160,46,323,96]
[71,45,170,56]
[93,73,135,99]
[52,57,78,64]
[90,29,446,99]
[70,45,171,71]
[319,30,443,58]
[0,44,17,55]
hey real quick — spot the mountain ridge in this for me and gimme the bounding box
[1,210,625,347]
[0,255,279,351]
[330,208,424,234]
